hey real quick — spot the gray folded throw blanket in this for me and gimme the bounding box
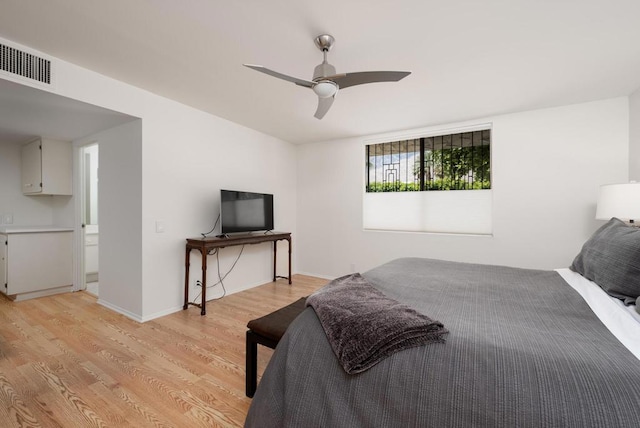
[306,273,448,374]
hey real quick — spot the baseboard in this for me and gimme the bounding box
[139,305,184,323]
[11,285,73,302]
[97,299,144,323]
[102,273,322,323]
[294,271,336,280]
[141,274,305,322]
[136,277,279,323]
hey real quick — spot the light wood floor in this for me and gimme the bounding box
[0,275,327,428]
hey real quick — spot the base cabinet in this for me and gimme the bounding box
[0,231,73,297]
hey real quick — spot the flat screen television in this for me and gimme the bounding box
[220,189,274,234]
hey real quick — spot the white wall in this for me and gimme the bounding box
[140,100,297,320]
[5,41,298,321]
[297,97,629,278]
[71,121,143,317]
[629,88,640,180]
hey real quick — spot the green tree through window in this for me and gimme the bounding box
[366,129,490,192]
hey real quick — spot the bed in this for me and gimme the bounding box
[245,219,640,427]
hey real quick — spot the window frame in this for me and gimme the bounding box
[365,125,492,193]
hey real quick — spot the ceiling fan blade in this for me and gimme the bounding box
[243,64,314,88]
[314,96,335,120]
[328,71,411,90]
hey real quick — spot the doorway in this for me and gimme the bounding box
[81,143,99,296]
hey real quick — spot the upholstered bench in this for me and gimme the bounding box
[246,297,307,397]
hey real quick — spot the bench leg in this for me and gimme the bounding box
[246,330,258,398]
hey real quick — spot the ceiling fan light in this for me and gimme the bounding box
[313,81,337,98]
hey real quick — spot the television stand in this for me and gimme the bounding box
[183,232,292,315]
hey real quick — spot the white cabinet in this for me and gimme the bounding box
[85,232,99,279]
[21,138,72,195]
[0,230,73,298]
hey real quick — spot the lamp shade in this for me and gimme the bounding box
[595,182,640,221]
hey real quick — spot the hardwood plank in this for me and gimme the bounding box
[0,275,326,427]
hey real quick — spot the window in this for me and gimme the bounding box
[365,129,491,192]
[363,127,492,235]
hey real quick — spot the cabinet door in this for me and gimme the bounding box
[0,235,6,295]
[21,139,43,194]
[6,232,73,295]
[41,139,72,195]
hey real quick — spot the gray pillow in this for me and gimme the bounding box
[570,218,640,305]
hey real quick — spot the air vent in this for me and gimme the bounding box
[0,42,51,85]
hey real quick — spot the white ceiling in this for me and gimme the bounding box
[0,78,135,145]
[1,0,640,144]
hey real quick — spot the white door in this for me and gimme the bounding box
[77,143,100,296]
[0,234,7,295]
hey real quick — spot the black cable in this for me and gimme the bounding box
[201,213,220,238]
[191,245,245,302]
[211,248,229,300]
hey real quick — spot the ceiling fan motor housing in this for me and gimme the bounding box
[313,62,336,81]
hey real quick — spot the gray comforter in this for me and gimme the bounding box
[245,258,640,427]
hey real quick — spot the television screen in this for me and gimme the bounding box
[220,190,274,234]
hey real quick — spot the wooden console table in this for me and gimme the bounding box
[183,232,292,315]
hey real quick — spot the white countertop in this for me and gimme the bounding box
[0,226,74,234]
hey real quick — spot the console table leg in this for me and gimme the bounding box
[183,248,191,310]
[273,241,277,282]
[288,238,292,285]
[201,249,207,316]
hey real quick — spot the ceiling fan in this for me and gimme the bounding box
[243,34,411,120]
